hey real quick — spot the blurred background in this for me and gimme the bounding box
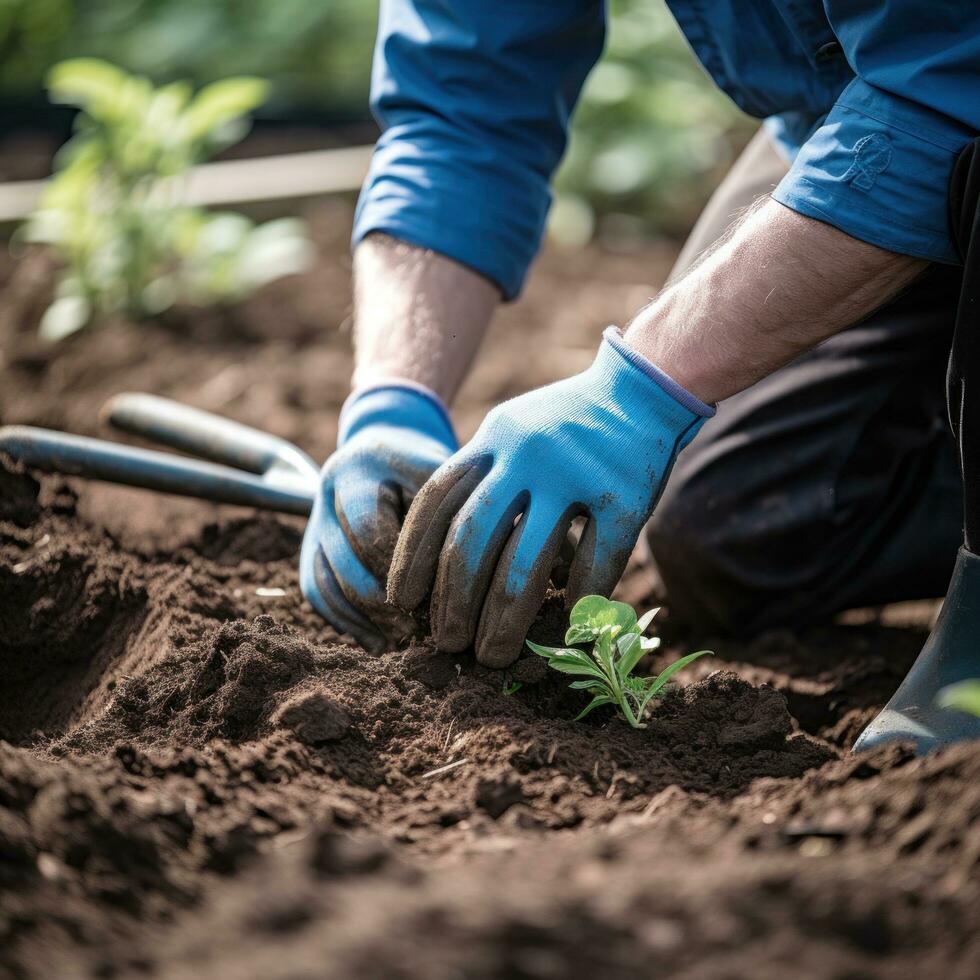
[0,0,753,249]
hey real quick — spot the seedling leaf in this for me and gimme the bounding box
[569,594,637,635]
[525,641,607,679]
[575,694,616,721]
[616,632,646,677]
[47,59,130,114]
[549,658,608,678]
[645,650,712,698]
[183,77,270,141]
[565,623,598,645]
[525,640,570,658]
[569,679,607,692]
[636,607,661,633]
[39,293,90,342]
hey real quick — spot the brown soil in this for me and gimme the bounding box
[1,203,977,979]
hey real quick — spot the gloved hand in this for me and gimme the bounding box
[300,383,457,652]
[387,327,714,667]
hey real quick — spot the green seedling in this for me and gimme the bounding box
[23,58,312,339]
[527,595,710,728]
[502,680,523,696]
[936,680,980,717]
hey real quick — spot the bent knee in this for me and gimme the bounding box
[645,488,746,635]
[646,476,820,637]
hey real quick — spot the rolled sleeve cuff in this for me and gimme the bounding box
[352,127,550,301]
[772,79,975,265]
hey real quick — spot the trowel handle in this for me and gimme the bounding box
[103,393,318,485]
[0,425,315,515]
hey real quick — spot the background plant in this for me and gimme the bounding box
[22,58,313,339]
[528,595,710,727]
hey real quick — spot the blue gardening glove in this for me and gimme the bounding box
[388,327,714,667]
[300,384,457,652]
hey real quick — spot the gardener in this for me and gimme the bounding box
[300,2,980,752]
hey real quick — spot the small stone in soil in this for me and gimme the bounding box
[270,688,351,745]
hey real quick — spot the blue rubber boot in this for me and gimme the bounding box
[854,546,980,753]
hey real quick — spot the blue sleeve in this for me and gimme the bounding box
[773,1,979,264]
[352,0,605,300]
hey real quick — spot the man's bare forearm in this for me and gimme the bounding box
[352,233,500,403]
[625,200,928,404]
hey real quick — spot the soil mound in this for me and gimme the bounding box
[66,616,321,747]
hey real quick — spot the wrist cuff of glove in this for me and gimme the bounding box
[339,381,458,450]
[603,326,715,418]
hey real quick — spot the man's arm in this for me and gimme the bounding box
[352,234,499,404]
[625,199,927,404]
[353,0,604,301]
[350,0,605,400]
[353,197,926,413]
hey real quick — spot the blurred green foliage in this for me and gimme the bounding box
[0,0,377,115]
[0,0,752,244]
[24,59,312,339]
[552,0,754,245]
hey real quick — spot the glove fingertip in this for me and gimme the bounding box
[388,462,485,610]
[474,589,530,670]
[386,551,422,610]
[336,479,402,583]
[475,636,522,669]
[359,630,388,655]
[432,631,471,655]
[563,515,633,608]
[301,542,388,651]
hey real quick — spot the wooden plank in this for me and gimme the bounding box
[0,144,375,224]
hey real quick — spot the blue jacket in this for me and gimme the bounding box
[354,1,979,300]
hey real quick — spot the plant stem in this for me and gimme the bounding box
[593,631,645,728]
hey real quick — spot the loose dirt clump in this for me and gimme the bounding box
[188,515,305,566]
[269,685,351,745]
[1,217,976,978]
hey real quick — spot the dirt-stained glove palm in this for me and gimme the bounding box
[300,385,457,652]
[388,327,714,667]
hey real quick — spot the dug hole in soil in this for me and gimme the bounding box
[1,203,978,979]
